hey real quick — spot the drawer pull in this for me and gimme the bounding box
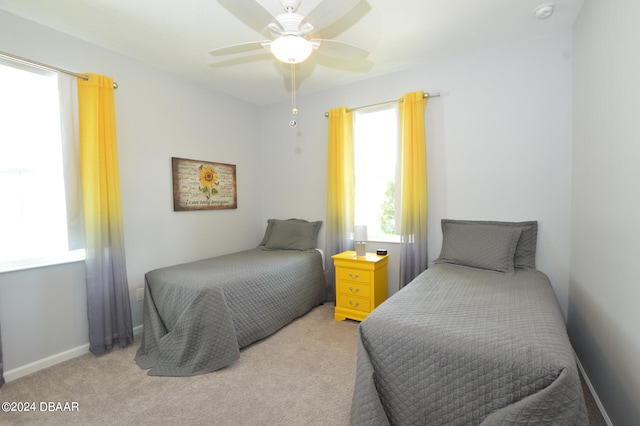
[349,300,360,308]
[349,286,359,294]
[348,272,360,279]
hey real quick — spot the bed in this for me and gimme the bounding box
[351,219,588,425]
[135,218,326,376]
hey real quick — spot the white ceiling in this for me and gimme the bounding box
[0,0,584,106]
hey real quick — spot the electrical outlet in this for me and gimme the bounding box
[136,287,144,301]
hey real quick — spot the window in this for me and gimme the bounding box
[353,105,400,242]
[0,61,83,272]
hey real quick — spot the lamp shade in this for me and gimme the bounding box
[271,35,312,64]
[354,225,368,242]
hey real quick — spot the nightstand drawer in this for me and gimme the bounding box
[337,281,371,298]
[336,295,370,313]
[337,268,371,284]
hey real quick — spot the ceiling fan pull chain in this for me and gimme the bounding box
[289,63,298,128]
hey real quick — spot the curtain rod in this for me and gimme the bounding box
[324,92,439,117]
[0,50,118,89]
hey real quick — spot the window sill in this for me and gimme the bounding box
[0,250,85,274]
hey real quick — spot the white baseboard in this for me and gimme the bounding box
[575,354,613,426]
[4,325,143,383]
[4,343,90,383]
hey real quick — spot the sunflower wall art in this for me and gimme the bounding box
[171,157,237,211]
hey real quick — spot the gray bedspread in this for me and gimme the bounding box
[135,248,325,376]
[352,263,588,425]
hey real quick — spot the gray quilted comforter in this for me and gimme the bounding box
[135,248,325,376]
[352,263,588,425]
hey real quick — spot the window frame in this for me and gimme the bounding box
[353,104,401,244]
[0,59,85,274]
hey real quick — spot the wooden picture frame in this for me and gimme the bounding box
[171,157,237,211]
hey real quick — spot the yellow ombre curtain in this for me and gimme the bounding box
[399,91,429,288]
[77,74,133,354]
[325,107,354,301]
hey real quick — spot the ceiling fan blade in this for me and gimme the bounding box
[209,40,271,57]
[300,0,361,34]
[303,54,374,74]
[312,39,369,60]
[216,0,283,34]
[209,53,274,68]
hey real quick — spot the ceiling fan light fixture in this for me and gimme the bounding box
[271,35,312,64]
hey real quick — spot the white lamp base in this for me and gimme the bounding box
[355,242,366,257]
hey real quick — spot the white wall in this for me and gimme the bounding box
[569,1,640,424]
[0,10,263,376]
[260,34,574,308]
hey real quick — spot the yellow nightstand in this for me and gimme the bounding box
[332,250,389,322]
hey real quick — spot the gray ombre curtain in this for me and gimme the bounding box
[398,91,429,288]
[78,74,133,354]
[325,107,355,301]
[0,323,4,387]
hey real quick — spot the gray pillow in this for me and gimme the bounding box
[435,222,522,274]
[263,219,322,251]
[258,218,309,247]
[440,219,537,270]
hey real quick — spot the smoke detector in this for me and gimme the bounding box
[535,4,555,20]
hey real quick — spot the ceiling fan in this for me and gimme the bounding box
[210,0,371,127]
[210,0,370,64]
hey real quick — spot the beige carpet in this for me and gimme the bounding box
[1,305,358,426]
[0,304,606,425]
